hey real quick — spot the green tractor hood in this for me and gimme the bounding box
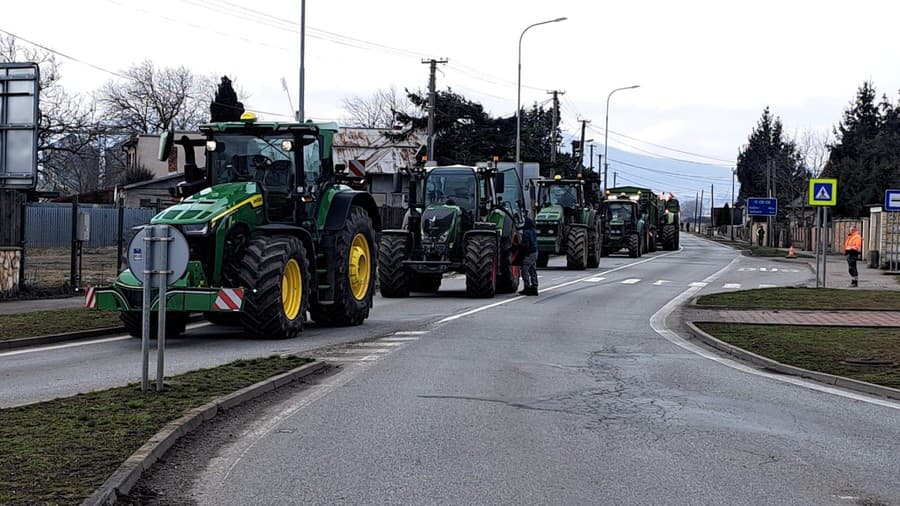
[535,204,564,223]
[151,182,262,226]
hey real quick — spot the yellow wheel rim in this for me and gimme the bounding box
[348,233,371,300]
[282,258,302,320]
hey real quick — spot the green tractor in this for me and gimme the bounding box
[658,193,680,250]
[599,192,644,258]
[90,113,381,339]
[532,175,602,269]
[378,164,525,298]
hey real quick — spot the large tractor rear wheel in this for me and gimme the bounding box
[410,273,442,293]
[464,234,497,298]
[628,234,640,258]
[311,206,376,326]
[121,311,188,339]
[379,234,411,297]
[587,223,600,268]
[537,252,550,268]
[236,235,309,339]
[566,227,587,270]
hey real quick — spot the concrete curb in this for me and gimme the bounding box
[81,360,328,506]
[684,321,900,402]
[0,315,207,351]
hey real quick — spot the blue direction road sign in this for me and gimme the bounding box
[747,197,777,216]
[886,189,900,211]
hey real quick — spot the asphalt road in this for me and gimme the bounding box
[126,235,900,505]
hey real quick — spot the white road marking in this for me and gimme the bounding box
[723,283,741,289]
[652,280,671,286]
[689,282,708,287]
[354,342,403,347]
[621,278,641,284]
[392,331,428,335]
[0,335,132,357]
[759,284,776,288]
[649,258,900,411]
[438,248,685,324]
[379,337,421,342]
[584,277,606,283]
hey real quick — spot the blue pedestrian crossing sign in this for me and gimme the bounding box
[808,178,837,206]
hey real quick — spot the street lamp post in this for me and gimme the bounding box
[516,17,566,190]
[603,85,639,192]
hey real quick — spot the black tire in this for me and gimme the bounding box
[661,224,676,251]
[628,234,640,258]
[537,251,550,268]
[310,206,376,326]
[203,311,242,326]
[121,311,188,339]
[587,223,600,268]
[379,234,410,298]
[496,239,519,294]
[236,235,309,339]
[566,227,587,270]
[464,234,497,298]
[410,273,442,293]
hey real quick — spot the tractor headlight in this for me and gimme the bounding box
[182,223,210,235]
[205,140,217,152]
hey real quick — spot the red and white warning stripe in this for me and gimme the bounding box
[348,159,366,177]
[213,288,244,311]
[84,286,97,309]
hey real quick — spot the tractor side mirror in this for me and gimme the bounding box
[158,123,175,162]
[493,172,505,194]
[393,172,403,194]
[335,163,347,174]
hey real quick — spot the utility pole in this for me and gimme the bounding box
[694,191,700,233]
[578,119,590,170]
[613,171,617,187]
[422,58,448,163]
[589,144,595,171]
[298,0,306,121]
[548,90,564,164]
[699,188,705,234]
[731,168,735,241]
[710,184,715,228]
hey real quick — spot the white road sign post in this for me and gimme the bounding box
[128,224,189,392]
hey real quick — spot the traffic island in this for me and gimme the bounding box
[0,355,322,505]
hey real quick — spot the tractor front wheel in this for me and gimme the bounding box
[379,234,411,297]
[464,234,497,298]
[121,311,188,339]
[628,234,640,258]
[236,235,310,339]
[566,227,587,270]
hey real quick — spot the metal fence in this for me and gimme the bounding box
[25,203,157,248]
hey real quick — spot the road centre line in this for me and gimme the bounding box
[437,248,683,324]
[649,257,900,411]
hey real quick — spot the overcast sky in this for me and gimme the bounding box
[5,0,900,191]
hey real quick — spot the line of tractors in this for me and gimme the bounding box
[88,113,678,340]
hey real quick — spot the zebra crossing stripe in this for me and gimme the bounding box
[723,283,741,289]
[689,282,708,287]
[621,279,641,284]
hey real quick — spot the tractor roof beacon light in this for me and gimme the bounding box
[240,111,258,123]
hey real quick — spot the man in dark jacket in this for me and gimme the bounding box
[517,217,539,296]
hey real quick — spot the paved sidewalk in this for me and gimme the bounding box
[802,254,900,290]
[696,309,900,327]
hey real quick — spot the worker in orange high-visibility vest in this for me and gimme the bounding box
[843,225,863,287]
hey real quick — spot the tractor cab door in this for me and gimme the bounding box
[498,167,526,227]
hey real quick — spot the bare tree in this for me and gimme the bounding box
[0,35,105,194]
[797,128,832,177]
[98,60,215,137]
[341,86,413,128]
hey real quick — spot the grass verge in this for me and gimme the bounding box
[696,323,900,390]
[696,287,900,310]
[0,308,122,341]
[0,355,311,505]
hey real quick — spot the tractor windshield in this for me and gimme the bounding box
[425,172,477,212]
[209,135,295,191]
[539,184,579,208]
[606,202,634,223]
